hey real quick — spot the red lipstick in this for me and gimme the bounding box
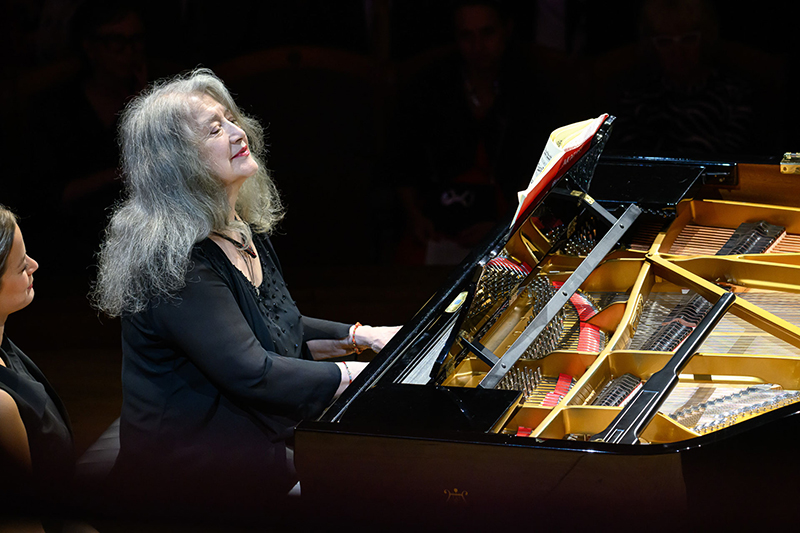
[232,145,250,159]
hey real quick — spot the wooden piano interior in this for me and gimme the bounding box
[435,162,800,445]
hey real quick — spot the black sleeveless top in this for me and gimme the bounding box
[0,336,74,503]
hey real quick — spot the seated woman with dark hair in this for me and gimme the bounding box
[0,205,74,513]
[92,68,399,517]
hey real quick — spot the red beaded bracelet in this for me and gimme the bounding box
[351,322,364,354]
[342,362,353,384]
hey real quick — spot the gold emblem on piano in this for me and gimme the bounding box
[443,488,469,504]
[780,152,800,174]
[446,291,468,313]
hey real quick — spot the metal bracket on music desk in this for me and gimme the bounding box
[460,337,500,367]
[478,203,642,390]
[551,187,619,227]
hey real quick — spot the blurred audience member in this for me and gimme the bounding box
[24,0,149,283]
[602,0,781,157]
[387,0,554,265]
[534,0,588,55]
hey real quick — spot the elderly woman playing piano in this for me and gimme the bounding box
[92,68,399,515]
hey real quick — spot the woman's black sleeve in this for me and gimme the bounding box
[301,316,351,342]
[150,261,341,420]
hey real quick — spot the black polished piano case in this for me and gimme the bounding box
[296,117,800,530]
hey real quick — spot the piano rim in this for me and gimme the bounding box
[297,397,800,456]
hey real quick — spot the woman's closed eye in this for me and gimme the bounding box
[209,117,238,136]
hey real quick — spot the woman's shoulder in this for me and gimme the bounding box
[149,237,246,306]
[192,237,223,260]
[0,389,25,435]
[125,239,235,321]
[182,231,279,295]
[190,238,236,278]
[0,388,20,414]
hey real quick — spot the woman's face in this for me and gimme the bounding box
[192,93,259,191]
[455,5,509,74]
[0,225,39,319]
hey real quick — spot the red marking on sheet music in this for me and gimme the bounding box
[512,114,609,227]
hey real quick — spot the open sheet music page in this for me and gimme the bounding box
[512,114,609,226]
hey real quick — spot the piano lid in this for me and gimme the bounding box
[314,114,800,450]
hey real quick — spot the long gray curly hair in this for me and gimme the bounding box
[92,68,283,317]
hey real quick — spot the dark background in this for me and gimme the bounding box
[0,2,798,528]
[3,0,797,268]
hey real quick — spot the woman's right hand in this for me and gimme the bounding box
[334,361,369,399]
[353,325,402,353]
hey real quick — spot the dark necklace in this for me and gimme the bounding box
[211,231,257,258]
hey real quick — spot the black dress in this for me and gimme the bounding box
[0,336,74,508]
[109,234,349,515]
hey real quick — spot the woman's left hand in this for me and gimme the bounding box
[354,325,403,353]
[307,325,403,360]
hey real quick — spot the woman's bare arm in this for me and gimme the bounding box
[0,389,31,476]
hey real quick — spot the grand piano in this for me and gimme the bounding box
[295,116,800,529]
